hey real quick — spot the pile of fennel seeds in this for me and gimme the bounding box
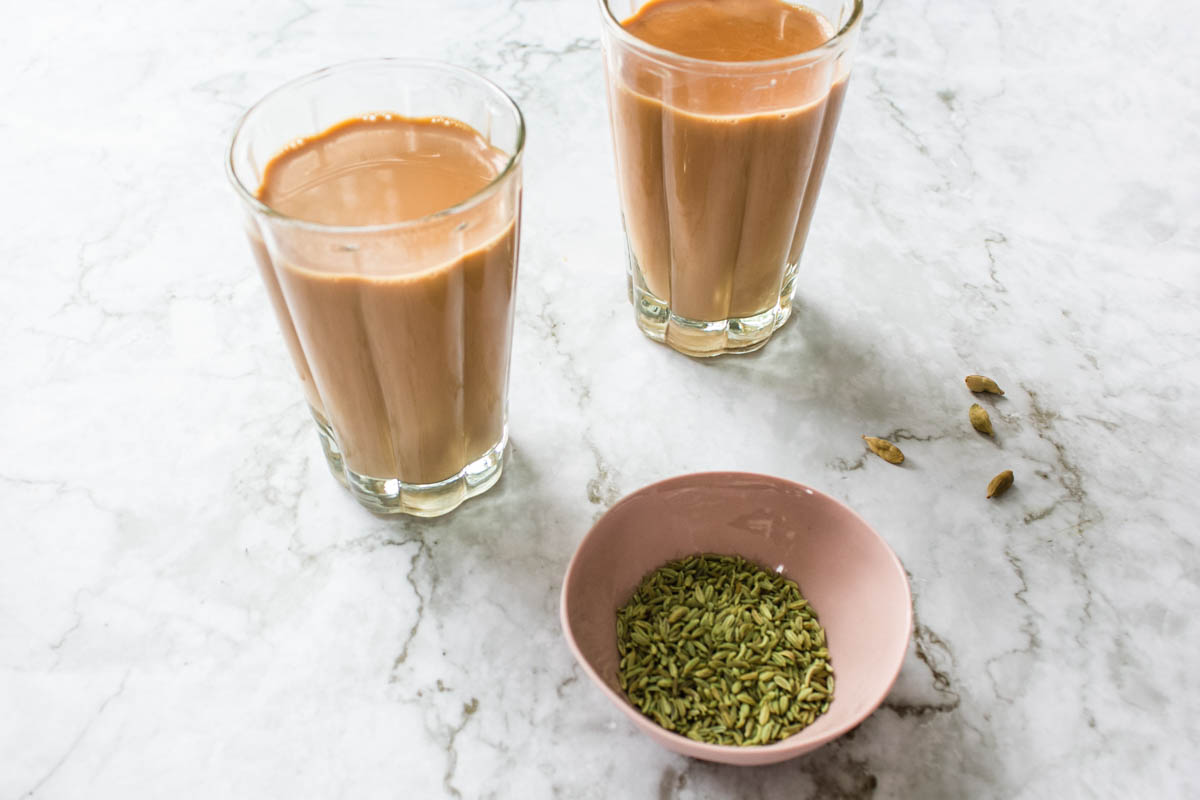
[616,554,832,746]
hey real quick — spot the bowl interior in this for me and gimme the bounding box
[561,472,911,763]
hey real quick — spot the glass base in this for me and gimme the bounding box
[343,428,508,517]
[627,266,798,358]
[311,407,348,486]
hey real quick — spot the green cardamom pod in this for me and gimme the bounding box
[862,435,904,465]
[987,470,1014,498]
[969,404,994,436]
[965,374,1004,394]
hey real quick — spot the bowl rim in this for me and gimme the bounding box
[559,470,913,760]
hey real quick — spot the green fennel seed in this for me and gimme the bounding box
[615,554,834,747]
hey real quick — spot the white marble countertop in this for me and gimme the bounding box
[3,0,1198,797]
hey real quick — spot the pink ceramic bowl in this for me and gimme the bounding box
[560,472,912,766]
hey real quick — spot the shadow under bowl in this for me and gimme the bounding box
[560,471,912,766]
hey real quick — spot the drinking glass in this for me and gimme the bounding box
[598,0,862,357]
[227,60,524,516]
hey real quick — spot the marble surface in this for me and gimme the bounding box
[2,0,1198,796]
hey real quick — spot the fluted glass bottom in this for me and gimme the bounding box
[309,405,505,517]
[627,260,800,358]
[343,427,507,517]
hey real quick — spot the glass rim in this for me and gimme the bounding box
[597,0,864,71]
[225,58,526,234]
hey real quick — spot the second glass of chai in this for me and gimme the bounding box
[599,0,863,357]
[227,60,525,516]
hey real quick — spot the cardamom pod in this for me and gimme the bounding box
[969,403,994,436]
[986,470,1014,498]
[965,374,1004,395]
[862,435,904,465]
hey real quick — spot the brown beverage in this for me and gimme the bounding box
[255,115,518,487]
[605,0,853,354]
